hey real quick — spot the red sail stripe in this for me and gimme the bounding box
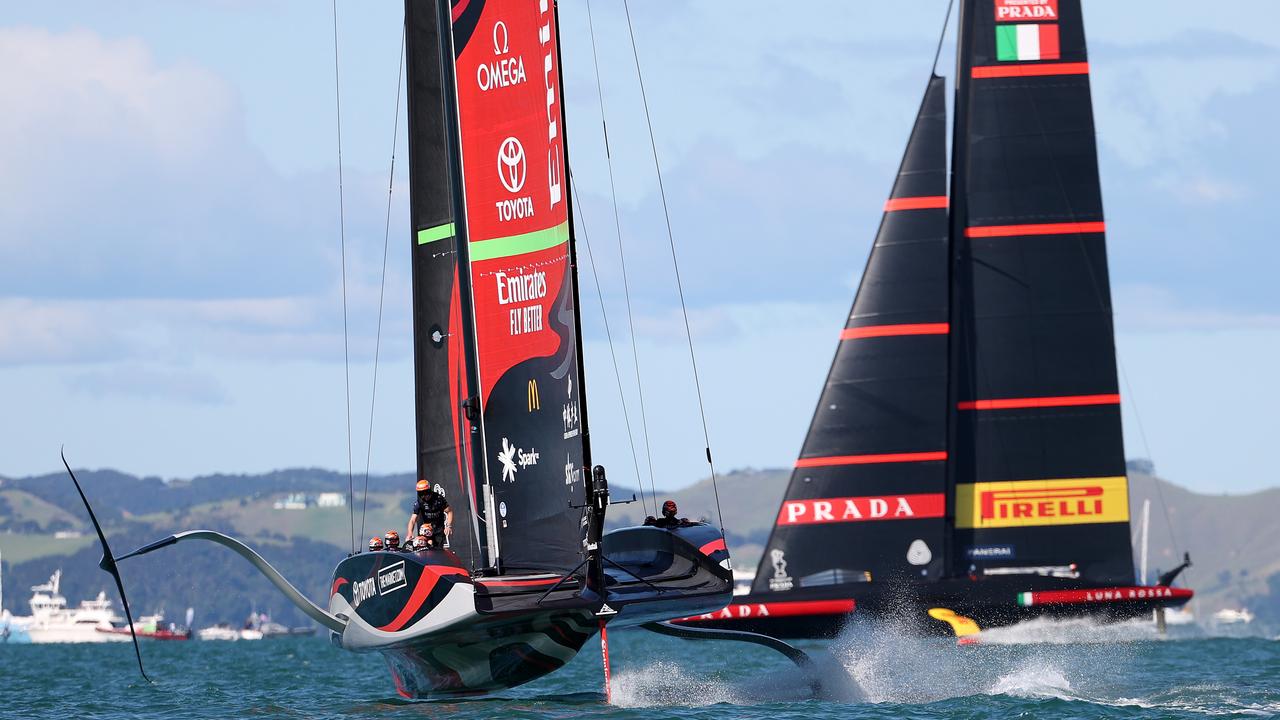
[796,451,947,468]
[699,538,727,556]
[966,221,1106,238]
[377,566,470,633]
[451,0,471,22]
[841,323,950,341]
[971,62,1090,79]
[883,195,949,212]
[957,394,1120,411]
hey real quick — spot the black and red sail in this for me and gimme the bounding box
[406,0,589,576]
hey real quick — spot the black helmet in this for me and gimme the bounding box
[662,500,677,518]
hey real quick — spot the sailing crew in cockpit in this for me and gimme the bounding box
[407,479,452,547]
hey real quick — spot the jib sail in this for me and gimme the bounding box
[948,0,1133,584]
[406,0,590,575]
[751,77,951,596]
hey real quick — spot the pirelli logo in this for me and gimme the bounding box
[955,477,1128,529]
[527,379,540,412]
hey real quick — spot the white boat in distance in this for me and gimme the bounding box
[21,570,129,644]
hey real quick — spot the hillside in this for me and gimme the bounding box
[1,465,1277,627]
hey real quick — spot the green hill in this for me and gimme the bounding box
[1,464,1276,627]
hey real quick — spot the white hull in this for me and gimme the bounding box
[25,622,130,644]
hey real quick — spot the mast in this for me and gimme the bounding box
[553,0,593,477]
[434,0,497,568]
[943,0,975,582]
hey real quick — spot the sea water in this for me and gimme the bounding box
[3,619,1278,719]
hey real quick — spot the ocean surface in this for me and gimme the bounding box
[4,618,1278,719]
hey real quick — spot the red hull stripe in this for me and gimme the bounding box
[330,577,349,597]
[971,62,1090,79]
[958,394,1120,411]
[841,323,950,341]
[672,598,856,623]
[966,221,1105,238]
[796,451,947,468]
[1019,586,1193,607]
[378,566,470,633]
[476,577,561,588]
[699,538,727,556]
[883,195,949,212]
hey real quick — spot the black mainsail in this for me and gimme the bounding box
[679,0,1192,637]
[949,0,1134,586]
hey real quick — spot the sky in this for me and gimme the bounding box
[1,1,1277,495]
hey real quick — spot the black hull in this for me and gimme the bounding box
[329,523,732,698]
[680,578,1192,639]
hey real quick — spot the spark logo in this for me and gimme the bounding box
[955,477,1128,529]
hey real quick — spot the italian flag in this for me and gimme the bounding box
[996,23,1060,62]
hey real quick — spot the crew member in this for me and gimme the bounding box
[369,536,384,552]
[412,533,431,551]
[407,479,453,545]
[383,530,401,551]
[644,500,687,529]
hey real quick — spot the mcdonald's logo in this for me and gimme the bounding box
[527,379,540,412]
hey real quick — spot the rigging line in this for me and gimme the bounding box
[1016,49,1189,575]
[585,0,660,514]
[1116,352,1183,562]
[621,0,724,533]
[570,170,649,517]
[931,0,957,76]
[359,27,406,545]
[331,0,355,553]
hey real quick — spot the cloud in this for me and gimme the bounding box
[0,293,412,367]
[0,26,398,302]
[68,366,229,405]
[1114,284,1280,333]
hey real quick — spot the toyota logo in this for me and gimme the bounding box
[497,137,526,193]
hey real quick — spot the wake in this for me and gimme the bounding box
[609,615,1208,709]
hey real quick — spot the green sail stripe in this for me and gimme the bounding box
[416,222,456,245]
[469,221,570,262]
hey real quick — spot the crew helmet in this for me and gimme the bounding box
[416,479,430,493]
[383,530,400,549]
[662,500,678,518]
[369,536,384,551]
